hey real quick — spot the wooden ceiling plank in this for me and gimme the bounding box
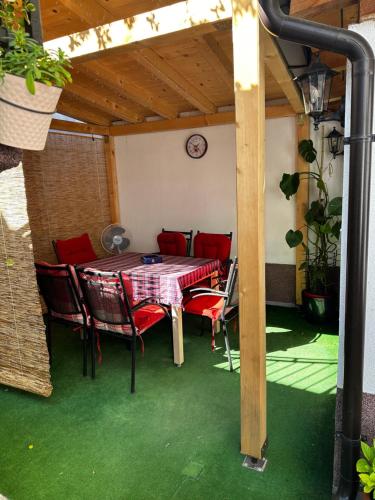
[43,0,232,62]
[135,47,216,114]
[263,31,304,114]
[50,118,110,135]
[79,61,178,119]
[57,0,113,27]
[57,99,113,125]
[64,83,143,122]
[360,0,375,21]
[198,34,233,91]
[290,0,356,17]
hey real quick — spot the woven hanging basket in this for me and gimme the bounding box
[0,73,62,151]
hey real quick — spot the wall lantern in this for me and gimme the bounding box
[295,54,337,130]
[326,126,344,159]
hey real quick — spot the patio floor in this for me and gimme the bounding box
[0,306,338,500]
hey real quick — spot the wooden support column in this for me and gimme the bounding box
[295,114,310,305]
[104,137,120,224]
[232,0,266,459]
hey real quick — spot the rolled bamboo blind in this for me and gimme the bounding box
[0,160,51,397]
[23,133,112,263]
[0,133,112,397]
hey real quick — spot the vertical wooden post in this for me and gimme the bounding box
[104,136,120,224]
[295,114,310,305]
[232,0,266,459]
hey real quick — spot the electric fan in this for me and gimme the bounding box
[101,224,130,254]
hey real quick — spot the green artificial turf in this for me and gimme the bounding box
[0,306,339,500]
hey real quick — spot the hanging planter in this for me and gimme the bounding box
[0,73,62,150]
[0,1,71,151]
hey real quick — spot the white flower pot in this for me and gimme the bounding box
[0,73,62,151]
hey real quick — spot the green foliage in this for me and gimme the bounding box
[0,0,35,30]
[280,173,300,200]
[357,440,375,498]
[280,138,342,295]
[0,1,72,94]
[298,139,317,163]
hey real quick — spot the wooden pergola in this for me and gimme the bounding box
[39,0,351,461]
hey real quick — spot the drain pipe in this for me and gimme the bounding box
[258,1,374,499]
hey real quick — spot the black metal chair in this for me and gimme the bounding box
[76,268,169,393]
[183,258,238,371]
[161,228,193,256]
[35,262,89,376]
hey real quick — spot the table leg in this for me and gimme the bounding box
[171,305,184,367]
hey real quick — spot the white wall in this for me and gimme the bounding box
[338,20,375,395]
[114,117,296,265]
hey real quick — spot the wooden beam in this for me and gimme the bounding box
[232,1,266,459]
[57,98,113,126]
[135,47,216,114]
[78,61,178,119]
[50,119,110,136]
[290,0,356,17]
[109,104,295,136]
[104,136,120,224]
[58,0,113,27]
[44,0,232,62]
[110,111,233,136]
[64,81,143,123]
[198,34,234,91]
[360,0,375,21]
[263,31,304,114]
[265,103,296,119]
[295,114,310,305]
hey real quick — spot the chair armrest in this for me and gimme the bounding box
[131,298,170,319]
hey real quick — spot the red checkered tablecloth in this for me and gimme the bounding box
[83,252,221,306]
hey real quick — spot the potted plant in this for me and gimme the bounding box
[0,0,72,151]
[356,439,375,499]
[280,139,342,323]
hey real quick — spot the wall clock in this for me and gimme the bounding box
[186,134,208,159]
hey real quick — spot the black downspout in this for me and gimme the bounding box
[258,1,374,499]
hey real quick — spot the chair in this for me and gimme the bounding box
[193,231,233,287]
[53,232,97,265]
[183,258,238,371]
[157,228,193,257]
[35,262,89,376]
[76,268,169,393]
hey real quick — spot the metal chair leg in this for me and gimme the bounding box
[131,333,136,393]
[82,325,88,377]
[90,326,96,379]
[222,321,233,372]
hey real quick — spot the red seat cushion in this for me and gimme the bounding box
[183,294,224,321]
[55,233,97,265]
[194,233,231,264]
[157,232,187,257]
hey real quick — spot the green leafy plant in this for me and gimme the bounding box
[280,139,342,295]
[357,439,375,498]
[0,0,72,94]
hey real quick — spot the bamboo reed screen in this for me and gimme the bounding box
[0,160,51,397]
[23,133,112,263]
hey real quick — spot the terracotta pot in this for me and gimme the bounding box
[302,289,335,324]
[0,73,62,150]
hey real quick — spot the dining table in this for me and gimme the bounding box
[83,252,222,366]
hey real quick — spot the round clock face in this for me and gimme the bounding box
[186,134,208,159]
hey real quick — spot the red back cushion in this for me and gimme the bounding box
[194,233,231,263]
[157,232,187,257]
[55,233,97,265]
